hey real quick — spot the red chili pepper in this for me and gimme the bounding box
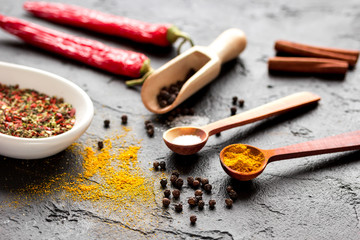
[24,1,193,51]
[0,14,150,78]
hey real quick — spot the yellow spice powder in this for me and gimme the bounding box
[223,144,264,173]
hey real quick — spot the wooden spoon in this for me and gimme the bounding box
[141,28,247,114]
[220,130,360,181]
[163,92,320,155]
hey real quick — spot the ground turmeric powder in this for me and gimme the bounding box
[222,144,265,173]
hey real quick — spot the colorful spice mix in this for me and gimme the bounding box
[0,83,75,138]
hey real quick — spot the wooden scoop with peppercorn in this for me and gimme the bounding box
[140,28,247,114]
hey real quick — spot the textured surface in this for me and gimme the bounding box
[0,0,360,239]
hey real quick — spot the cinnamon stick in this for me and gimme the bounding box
[275,40,359,66]
[268,57,348,74]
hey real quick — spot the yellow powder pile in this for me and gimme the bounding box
[6,127,161,230]
[223,144,265,173]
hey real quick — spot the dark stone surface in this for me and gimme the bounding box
[1,0,360,239]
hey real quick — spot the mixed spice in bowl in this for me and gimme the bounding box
[0,61,93,159]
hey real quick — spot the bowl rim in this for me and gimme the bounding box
[0,61,94,143]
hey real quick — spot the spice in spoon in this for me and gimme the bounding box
[0,83,75,138]
[222,144,265,173]
[156,68,196,108]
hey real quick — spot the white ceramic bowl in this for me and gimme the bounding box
[0,61,94,159]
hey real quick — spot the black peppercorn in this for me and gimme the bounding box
[172,189,180,199]
[97,141,104,150]
[104,119,110,128]
[226,186,233,193]
[229,190,238,200]
[188,108,195,116]
[188,197,197,207]
[195,177,202,182]
[215,132,221,137]
[160,178,167,188]
[192,180,200,188]
[175,203,183,212]
[194,189,203,197]
[159,161,166,170]
[203,184,212,193]
[195,196,202,202]
[225,198,233,208]
[238,99,245,107]
[170,175,178,185]
[201,178,209,186]
[153,161,160,169]
[147,128,154,137]
[171,171,180,178]
[145,122,154,130]
[175,178,184,188]
[164,189,171,198]
[190,215,197,224]
[187,176,194,186]
[232,96,238,105]
[198,200,205,210]
[121,115,128,124]
[230,107,237,116]
[144,120,151,126]
[209,199,216,209]
[162,198,170,207]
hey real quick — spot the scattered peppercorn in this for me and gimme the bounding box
[194,189,203,197]
[121,115,128,124]
[201,178,209,186]
[153,161,160,169]
[190,215,197,224]
[164,189,171,198]
[97,141,104,150]
[145,122,154,130]
[238,99,245,107]
[188,197,197,207]
[187,176,194,186]
[198,200,205,210]
[229,190,238,200]
[230,107,237,116]
[203,184,212,193]
[192,180,200,188]
[232,96,238,105]
[170,175,178,185]
[215,132,221,137]
[172,189,180,199]
[175,178,184,189]
[195,196,202,202]
[226,186,233,193]
[175,203,183,212]
[209,199,216,209]
[159,161,166,170]
[162,198,170,207]
[160,178,167,188]
[104,119,110,128]
[267,85,273,88]
[171,171,180,178]
[147,128,154,137]
[195,177,202,182]
[225,198,233,208]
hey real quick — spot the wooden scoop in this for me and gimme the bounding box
[220,130,360,181]
[141,28,247,114]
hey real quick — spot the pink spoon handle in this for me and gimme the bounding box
[268,130,360,162]
[201,92,320,136]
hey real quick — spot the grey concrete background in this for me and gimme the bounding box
[0,0,359,239]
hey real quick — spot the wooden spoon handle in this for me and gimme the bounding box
[269,130,360,162]
[208,28,247,63]
[202,91,320,136]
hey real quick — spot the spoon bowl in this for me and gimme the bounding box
[0,61,94,159]
[163,92,321,155]
[219,130,360,181]
[163,126,208,155]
